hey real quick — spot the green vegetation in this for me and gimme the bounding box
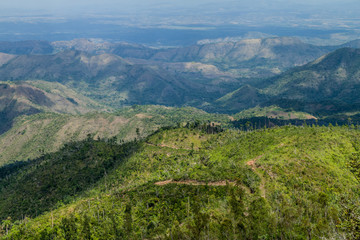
[1,124,360,239]
[210,48,360,115]
[260,48,360,115]
[0,137,139,220]
[0,105,231,166]
[235,105,316,120]
[2,40,360,239]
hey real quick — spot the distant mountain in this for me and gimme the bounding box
[0,83,42,134]
[339,39,360,49]
[0,50,131,81]
[49,37,336,80]
[0,40,54,55]
[0,50,225,108]
[51,37,331,70]
[0,39,360,115]
[262,48,360,114]
[216,48,360,115]
[0,81,104,134]
[51,39,114,54]
[120,37,333,79]
[150,37,329,66]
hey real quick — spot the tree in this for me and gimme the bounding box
[1,217,12,235]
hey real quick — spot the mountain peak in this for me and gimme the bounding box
[261,36,303,46]
[309,47,360,70]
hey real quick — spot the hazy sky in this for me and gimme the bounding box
[0,0,359,44]
[1,0,358,16]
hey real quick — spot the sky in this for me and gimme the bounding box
[1,0,358,16]
[0,0,359,44]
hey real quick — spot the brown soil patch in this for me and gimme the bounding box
[246,155,263,171]
[154,180,235,186]
[135,113,153,119]
[155,180,173,186]
[306,115,317,120]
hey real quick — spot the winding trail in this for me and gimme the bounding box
[145,142,191,150]
[154,179,235,186]
[246,155,266,198]
[153,154,268,198]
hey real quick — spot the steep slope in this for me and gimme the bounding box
[262,48,360,114]
[210,85,268,113]
[213,48,360,115]
[1,126,360,239]
[0,105,231,166]
[339,39,360,49]
[0,81,103,134]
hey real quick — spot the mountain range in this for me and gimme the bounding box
[0,37,359,114]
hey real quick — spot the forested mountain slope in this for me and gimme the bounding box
[1,125,360,239]
[216,48,360,115]
[262,48,360,114]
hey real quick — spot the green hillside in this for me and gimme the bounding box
[215,48,360,115]
[209,85,268,113]
[234,105,316,120]
[0,105,231,166]
[1,125,360,239]
[262,48,360,114]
